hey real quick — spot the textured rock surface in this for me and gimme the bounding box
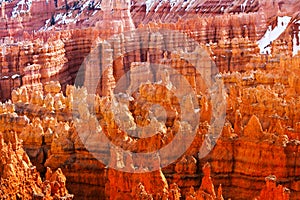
[1,0,300,200]
[255,175,290,200]
[198,56,300,199]
[0,130,73,199]
[3,56,300,199]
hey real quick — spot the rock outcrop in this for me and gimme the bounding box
[0,131,73,199]
[4,55,300,199]
[1,0,300,200]
[255,175,290,200]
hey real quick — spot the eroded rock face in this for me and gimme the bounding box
[198,56,300,199]
[2,58,299,199]
[2,0,300,200]
[255,175,290,200]
[0,131,73,199]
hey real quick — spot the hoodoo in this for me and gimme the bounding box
[0,0,300,199]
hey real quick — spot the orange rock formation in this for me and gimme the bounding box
[1,0,300,200]
[0,131,73,199]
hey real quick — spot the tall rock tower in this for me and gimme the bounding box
[97,0,135,33]
[86,0,135,96]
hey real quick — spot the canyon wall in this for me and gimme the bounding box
[2,49,300,199]
[1,0,300,199]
